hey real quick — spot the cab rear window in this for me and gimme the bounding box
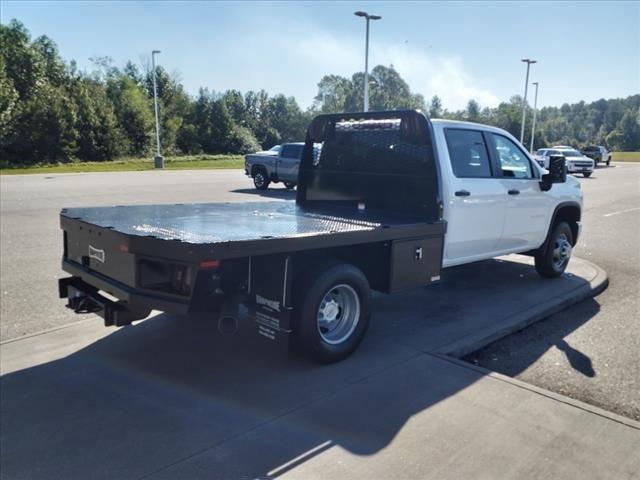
[444,129,492,178]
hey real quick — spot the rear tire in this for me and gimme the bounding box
[293,262,371,363]
[253,169,270,190]
[535,221,574,278]
[606,157,611,166]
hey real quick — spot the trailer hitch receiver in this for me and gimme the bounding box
[59,277,150,327]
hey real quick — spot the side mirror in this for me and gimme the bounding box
[540,155,566,191]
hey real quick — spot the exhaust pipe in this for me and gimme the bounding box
[217,315,239,336]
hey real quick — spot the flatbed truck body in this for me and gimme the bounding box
[60,110,447,362]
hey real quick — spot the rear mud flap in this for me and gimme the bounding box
[246,255,294,353]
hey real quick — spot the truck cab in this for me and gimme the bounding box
[432,120,582,268]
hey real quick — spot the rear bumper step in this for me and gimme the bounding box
[59,277,151,327]
[61,259,190,315]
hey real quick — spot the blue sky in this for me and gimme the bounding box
[3,1,638,110]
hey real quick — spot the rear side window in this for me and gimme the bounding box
[281,145,303,159]
[444,129,492,178]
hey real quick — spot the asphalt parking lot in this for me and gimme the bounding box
[0,164,638,421]
[464,163,640,421]
[0,164,639,478]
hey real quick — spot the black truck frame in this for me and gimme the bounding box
[59,110,446,362]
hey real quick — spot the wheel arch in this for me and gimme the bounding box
[539,202,581,252]
[251,164,267,176]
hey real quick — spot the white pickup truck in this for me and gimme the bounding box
[535,147,595,177]
[58,111,582,363]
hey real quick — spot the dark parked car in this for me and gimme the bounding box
[581,145,612,166]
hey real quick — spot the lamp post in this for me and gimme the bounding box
[151,49,163,169]
[530,81,539,153]
[354,11,381,112]
[519,58,537,144]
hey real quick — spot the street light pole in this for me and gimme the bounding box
[530,81,539,153]
[519,58,537,144]
[355,11,381,112]
[151,50,163,169]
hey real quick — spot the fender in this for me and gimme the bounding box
[251,163,280,183]
[250,163,267,176]
[534,201,582,255]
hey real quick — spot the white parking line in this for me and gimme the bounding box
[603,207,640,217]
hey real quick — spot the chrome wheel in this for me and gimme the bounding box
[316,284,360,345]
[552,233,572,270]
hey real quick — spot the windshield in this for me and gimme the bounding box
[268,145,281,152]
[583,146,598,152]
[561,149,582,157]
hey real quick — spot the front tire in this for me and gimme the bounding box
[293,262,371,363]
[535,221,574,278]
[583,172,592,178]
[284,182,296,190]
[253,169,270,190]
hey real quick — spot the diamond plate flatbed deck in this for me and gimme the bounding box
[61,202,445,260]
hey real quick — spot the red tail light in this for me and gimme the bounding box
[200,260,220,269]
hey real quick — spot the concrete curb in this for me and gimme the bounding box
[435,257,609,358]
[0,318,95,345]
[435,353,640,430]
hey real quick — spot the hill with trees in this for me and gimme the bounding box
[1,19,638,166]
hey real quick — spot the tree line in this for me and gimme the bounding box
[1,19,638,167]
[316,68,639,152]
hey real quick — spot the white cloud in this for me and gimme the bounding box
[210,27,500,112]
[382,44,500,110]
[293,34,500,111]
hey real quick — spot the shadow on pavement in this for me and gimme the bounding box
[231,187,296,200]
[0,258,602,479]
[556,339,595,377]
[464,297,600,379]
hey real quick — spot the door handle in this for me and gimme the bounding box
[508,189,520,195]
[454,190,471,197]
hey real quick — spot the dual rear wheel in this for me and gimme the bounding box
[293,262,371,363]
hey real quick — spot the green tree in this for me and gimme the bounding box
[314,75,353,113]
[313,66,425,114]
[10,84,78,164]
[0,20,44,101]
[0,56,19,157]
[428,95,442,118]
[72,77,124,160]
[465,99,480,122]
[107,76,154,155]
[607,109,640,150]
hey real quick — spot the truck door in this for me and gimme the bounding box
[488,133,551,251]
[277,144,303,182]
[442,128,507,265]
